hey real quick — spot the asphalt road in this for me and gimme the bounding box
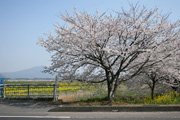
[0,99,180,120]
[0,114,180,120]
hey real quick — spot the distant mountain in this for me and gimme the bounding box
[0,66,55,79]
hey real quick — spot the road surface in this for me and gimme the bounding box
[0,99,180,120]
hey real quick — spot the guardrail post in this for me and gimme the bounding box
[0,77,5,98]
[53,85,56,100]
[27,85,30,99]
[53,76,58,101]
[3,84,5,98]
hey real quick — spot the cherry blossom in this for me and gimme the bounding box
[38,4,180,101]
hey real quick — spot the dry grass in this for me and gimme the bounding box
[58,94,76,102]
[58,90,96,103]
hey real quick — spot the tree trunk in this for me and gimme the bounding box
[151,87,154,99]
[105,70,119,103]
[172,87,178,97]
[172,87,178,92]
[107,80,118,102]
[108,87,115,102]
[151,82,155,99]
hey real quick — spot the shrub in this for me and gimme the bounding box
[143,90,179,104]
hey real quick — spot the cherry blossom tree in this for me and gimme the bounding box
[134,36,180,99]
[162,74,180,92]
[126,70,163,99]
[139,63,180,99]
[38,4,180,101]
[161,50,180,92]
[141,68,164,99]
[137,35,180,99]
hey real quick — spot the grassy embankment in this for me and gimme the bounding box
[5,80,180,105]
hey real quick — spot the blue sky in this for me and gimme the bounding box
[0,0,180,72]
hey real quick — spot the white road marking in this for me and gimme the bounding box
[0,116,71,118]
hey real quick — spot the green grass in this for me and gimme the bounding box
[114,89,150,104]
[74,87,180,105]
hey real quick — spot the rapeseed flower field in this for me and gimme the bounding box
[4,82,104,98]
[143,90,180,104]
